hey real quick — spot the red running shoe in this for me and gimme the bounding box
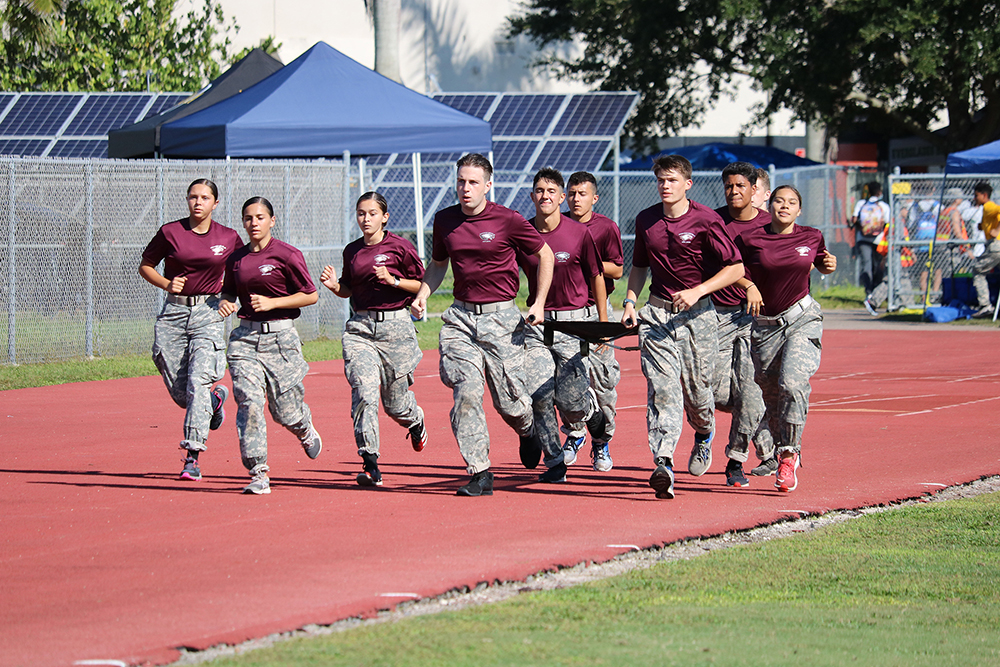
[775,452,800,492]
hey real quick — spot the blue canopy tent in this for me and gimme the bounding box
[159,41,492,158]
[946,139,1000,173]
[622,142,818,171]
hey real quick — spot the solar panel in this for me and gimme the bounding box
[0,139,50,156]
[64,94,153,136]
[48,139,108,158]
[0,94,84,136]
[554,93,636,136]
[0,94,16,119]
[142,93,190,119]
[488,95,564,136]
[532,140,610,171]
[494,140,538,171]
[432,94,497,119]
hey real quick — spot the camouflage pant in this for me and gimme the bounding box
[439,305,533,475]
[750,300,823,455]
[343,314,424,457]
[227,324,313,474]
[973,240,1000,308]
[714,306,773,463]
[151,298,226,451]
[524,314,599,467]
[638,300,717,466]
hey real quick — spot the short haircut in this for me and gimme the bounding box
[867,181,882,198]
[567,171,598,191]
[456,153,493,181]
[755,167,771,190]
[187,178,219,200]
[721,161,758,184]
[242,196,274,217]
[974,181,994,198]
[769,184,802,206]
[356,191,388,214]
[652,154,693,180]
[533,167,564,190]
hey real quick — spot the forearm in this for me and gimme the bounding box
[269,291,319,310]
[697,263,744,297]
[417,260,448,299]
[531,244,555,310]
[625,266,648,302]
[591,273,608,321]
[139,263,169,291]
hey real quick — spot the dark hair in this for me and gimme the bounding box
[567,171,598,191]
[755,167,771,190]
[652,155,693,180]
[721,161,758,185]
[356,191,388,214]
[187,178,219,200]
[974,181,994,198]
[532,167,564,190]
[867,181,883,198]
[456,153,493,181]
[769,184,802,206]
[242,196,274,217]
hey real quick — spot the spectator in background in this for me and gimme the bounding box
[971,182,1000,317]
[851,181,891,315]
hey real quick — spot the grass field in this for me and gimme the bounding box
[195,491,1000,666]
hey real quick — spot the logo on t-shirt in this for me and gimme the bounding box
[678,232,695,244]
[554,251,571,263]
[259,264,277,275]
[210,244,227,256]
[479,232,496,243]
[795,246,811,256]
[374,254,389,265]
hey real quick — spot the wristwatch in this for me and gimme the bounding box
[623,298,637,307]
[393,276,400,287]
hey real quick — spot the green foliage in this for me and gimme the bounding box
[230,35,282,65]
[508,0,1000,152]
[0,0,236,91]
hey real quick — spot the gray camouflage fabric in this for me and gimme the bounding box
[750,300,823,455]
[524,314,599,467]
[343,314,424,457]
[973,240,1000,308]
[638,301,717,465]
[227,325,314,473]
[713,307,773,463]
[439,305,533,475]
[151,298,226,452]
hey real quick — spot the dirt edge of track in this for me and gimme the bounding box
[169,474,1000,666]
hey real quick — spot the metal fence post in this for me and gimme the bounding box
[85,163,95,358]
[6,161,16,365]
[342,151,352,325]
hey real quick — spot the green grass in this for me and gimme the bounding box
[198,492,1000,666]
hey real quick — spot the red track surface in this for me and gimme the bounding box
[4,325,1000,666]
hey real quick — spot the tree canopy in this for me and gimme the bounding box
[0,0,236,92]
[508,0,1000,153]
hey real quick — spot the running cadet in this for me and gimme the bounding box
[321,192,428,488]
[139,179,241,482]
[410,153,553,497]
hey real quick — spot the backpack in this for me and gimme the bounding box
[858,200,887,236]
[913,202,937,240]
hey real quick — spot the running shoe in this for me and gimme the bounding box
[179,456,201,481]
[688,431,714,476]
[751,457,779,476]
[408,420,428,452]
[562,435,585,466]
[649,462,675,500]
[725,459,749,488]
[300,422,322,460]
[209,385,228,430]
[519,430,542,469]
[356,452,383,487]
[242,471,270,495]
[775,452,800,492]
[538,461,567,483]
[863,298,878,317]
[456,470,494,497]
[591,442,613,472]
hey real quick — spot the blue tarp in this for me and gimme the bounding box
[946,140,1000,174]
[622,142,819,171]
[159,42,492,158]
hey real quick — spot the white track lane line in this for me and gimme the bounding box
[74,661,127,667]
[606,544,640,550]
[379,592,421,599]
[896,395,1000,417]
[919,483,947,487]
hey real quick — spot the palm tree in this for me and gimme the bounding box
[364,0,402,84]
[1,0,61,45]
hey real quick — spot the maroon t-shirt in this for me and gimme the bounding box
[581,212,624,296]
[736,224,827,316]
[432,200,545,303]
[711,206,771,307]
[223,238,317,322]
[340,231,425,312]
[517,216,602,310]
[631,200,742,299]
[141,218,243,296]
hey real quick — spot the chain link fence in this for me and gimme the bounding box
[884,173,998,310]
[0,157,355,365]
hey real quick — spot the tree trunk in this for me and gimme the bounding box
[373,0,402,84]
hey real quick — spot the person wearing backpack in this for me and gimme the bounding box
[851,181,891,313]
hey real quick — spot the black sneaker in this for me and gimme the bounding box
[356,452,382,487]
[519,430,542,469]
[750,457,779,476]
[179,456,201,481]
[408,421,428,452]
[538,461,567,483]
[456,470,494,496]
[649,464,675,499]
[209,386,228,430]
[725,459,749,487]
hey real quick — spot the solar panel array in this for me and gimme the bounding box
[0,92,190,158]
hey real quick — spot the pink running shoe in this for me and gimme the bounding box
[775,452,800,492]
